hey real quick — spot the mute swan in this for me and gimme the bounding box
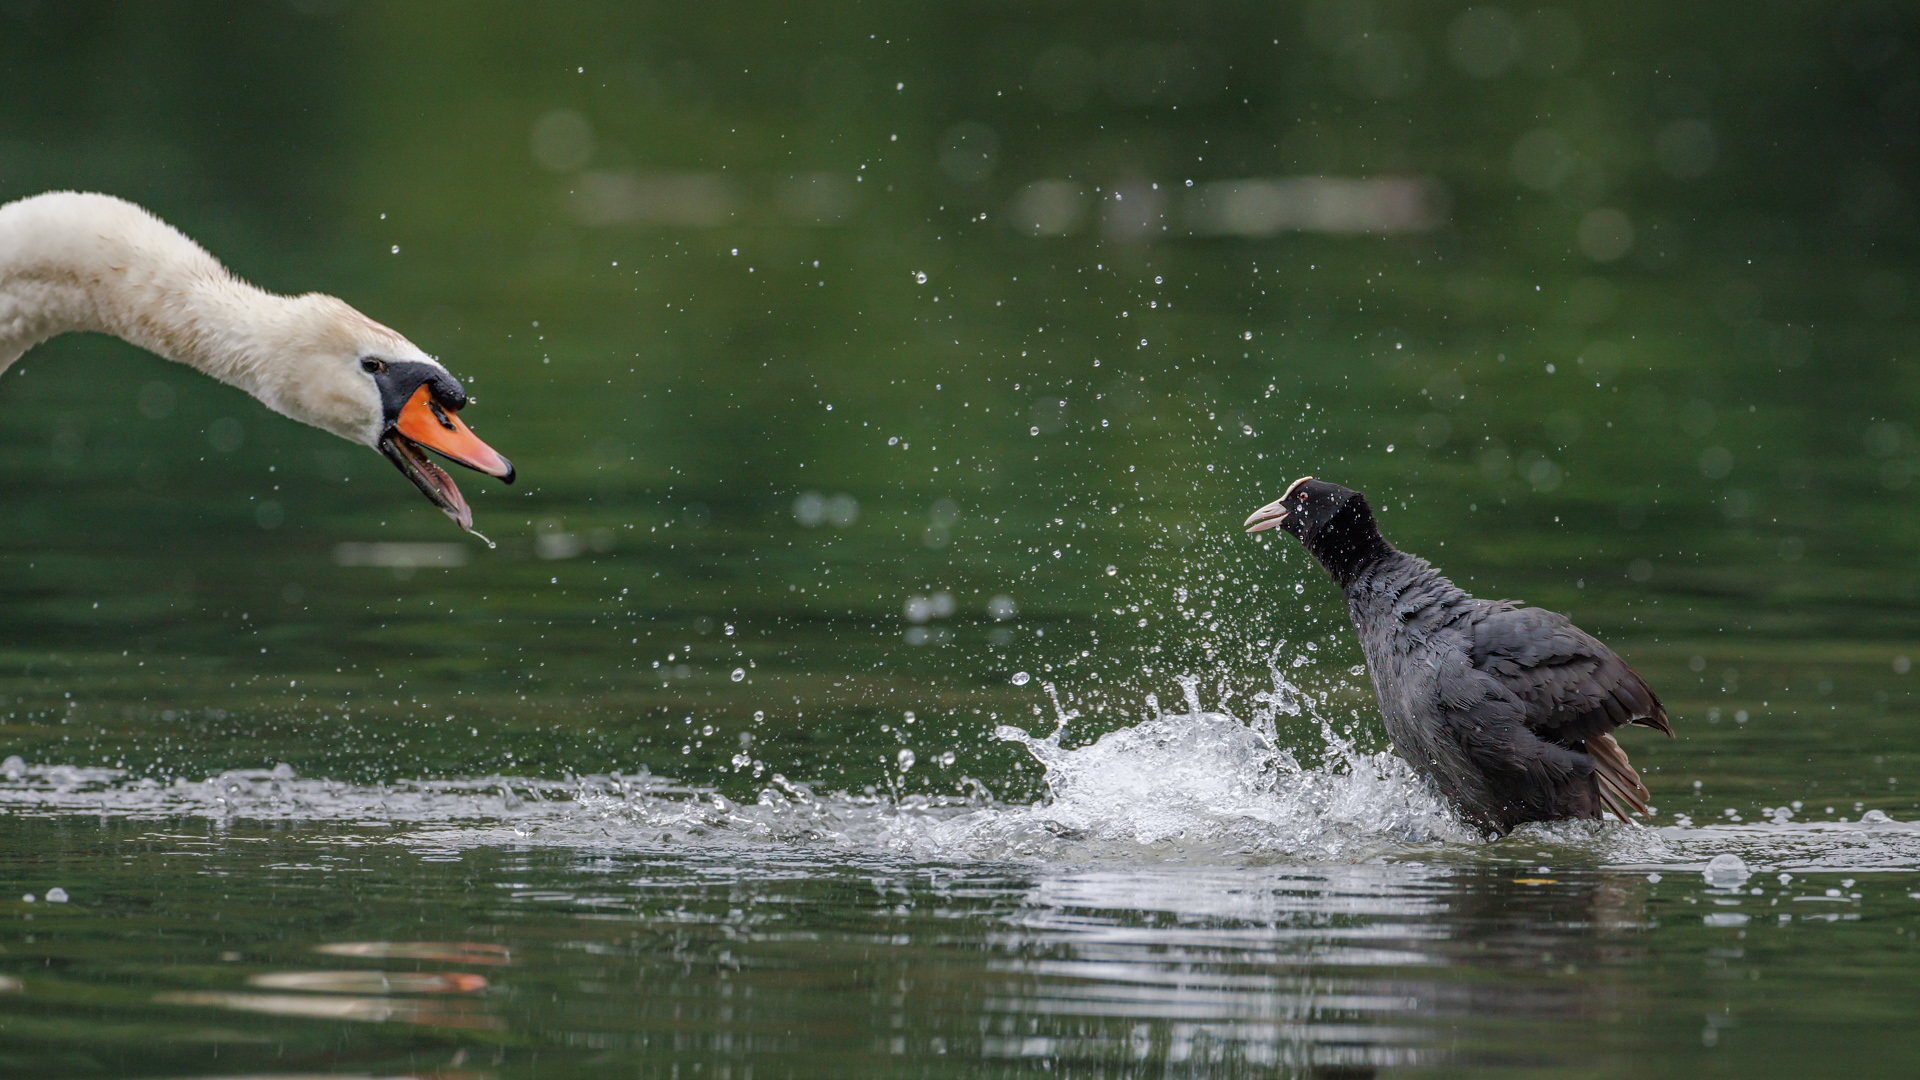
[0,191,513,531]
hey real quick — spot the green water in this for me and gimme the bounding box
[5,2,1920,1076]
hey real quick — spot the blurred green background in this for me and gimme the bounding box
[2,0,1918,812]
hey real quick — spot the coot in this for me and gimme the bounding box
[1246,477,1673,834]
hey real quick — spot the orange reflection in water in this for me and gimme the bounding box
[248,970,488,994]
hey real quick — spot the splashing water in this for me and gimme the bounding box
[0,654,1466,863]
[6,652,1920,875]
[970,663,1475,861]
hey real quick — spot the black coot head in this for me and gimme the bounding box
[1244,477,1360,542]
[1244,477,1383,577]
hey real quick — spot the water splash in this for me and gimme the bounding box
[7,655,1920,874]
[967,658,1473,862]
[0,655,1467,863]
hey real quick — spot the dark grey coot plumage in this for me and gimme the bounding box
[1245,477,1674,835]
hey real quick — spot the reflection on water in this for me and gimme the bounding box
[0,635,1915,1080]
[153,990,502,1029]
[7,682,1917,1073]
[6,804,1912,1078]
[4,657,1920,1076]
[247,970,490,994]
[314,941,515,966]
[983,867,1456,1072]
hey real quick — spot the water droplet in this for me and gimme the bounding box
[1011,671,1031,686]
[897,749,916,771]
[45,887,67,903]
[1703,853,1750,887]
[914,271,928,284]
[731,668,745,682]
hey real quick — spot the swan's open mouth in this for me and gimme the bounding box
[379,384,515,531]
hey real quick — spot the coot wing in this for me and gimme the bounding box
[1424,653,1613,828]
[1442,607,1670,823]
[1465,606,1673,744]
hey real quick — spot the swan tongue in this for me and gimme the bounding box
[394,385,515,481]
[379,431,474,531]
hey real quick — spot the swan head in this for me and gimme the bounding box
[253,295,514,531]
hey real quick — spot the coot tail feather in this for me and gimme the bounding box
[1587,733,1652,821]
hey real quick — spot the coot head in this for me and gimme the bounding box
[1244,476,1363,539]
[1244,477,1387,581]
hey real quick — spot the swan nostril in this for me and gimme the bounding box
[428,399,457,431]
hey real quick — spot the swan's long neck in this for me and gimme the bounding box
[0,192,299,401]
[0,191,411,445]
[0,191,510,522]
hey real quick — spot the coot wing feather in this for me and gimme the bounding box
[1465,606,1671,744]
[1426,653,1607,827]
[1430,619,1661,827]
